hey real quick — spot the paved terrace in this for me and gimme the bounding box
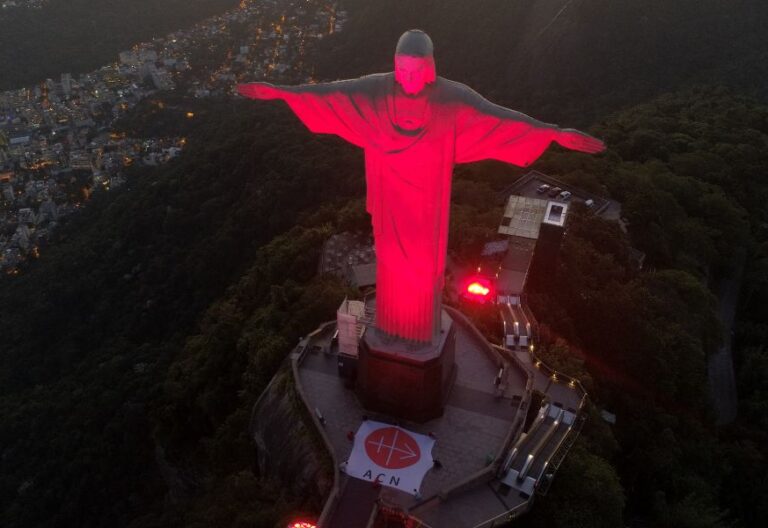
[292,301,586,527]
[294,308,532,527]
[412,350,586,528]
[503,170,622,221]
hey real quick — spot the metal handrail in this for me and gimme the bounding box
[291,333,341,527]
[536,414,586,496]
[470,501,530,528]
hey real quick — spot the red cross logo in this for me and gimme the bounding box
[364,427,421,469]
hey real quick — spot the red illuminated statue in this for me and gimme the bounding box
[238,30,604,342]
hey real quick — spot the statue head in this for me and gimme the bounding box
[394,30,436,95]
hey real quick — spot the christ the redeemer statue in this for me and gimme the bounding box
[238,30,604,343]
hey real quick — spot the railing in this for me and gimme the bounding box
[520,293,540,342]
[361,304,376,327]
[536,414,586,496]
[495,343,588,499]
[514,295,588,411]
[376,496,426,527]
[407,459,499,526]
[470,501,530,528]
[445,305,506,371]
[438,465,496,502]
[524,349,588,411]
[290,322,342,527]
[446,306,534,470]
[495,295,589,502]
[410,498,528,528]
[365,499,381,528]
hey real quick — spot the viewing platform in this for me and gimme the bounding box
[271,170,604,527]
[287,299,586,527]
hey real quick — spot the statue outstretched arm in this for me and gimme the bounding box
[236,82,284,101]
[237,79,378,148]
[553,128,605,153]
[452,82,604,165]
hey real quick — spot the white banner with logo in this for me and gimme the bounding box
[346,420,435,494]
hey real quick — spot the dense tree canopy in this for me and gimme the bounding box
[2,2,768,528]
[0,100,361,527]
[518,88,768,528]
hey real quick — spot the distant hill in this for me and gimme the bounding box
[0,0,237,90]
[314,0,768,124]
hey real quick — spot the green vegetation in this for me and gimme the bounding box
[2,1,768,527]
[522,441,625,528]
[440,87,768,528]
[518,88,768,528]
[0,100,362,527]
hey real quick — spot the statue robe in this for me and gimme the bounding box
[279,73,556,342]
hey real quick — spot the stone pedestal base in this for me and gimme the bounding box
[357,310,456,422]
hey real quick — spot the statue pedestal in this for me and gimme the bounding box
[357,309,456,422]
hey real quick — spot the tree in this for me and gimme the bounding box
[520,443,625,528]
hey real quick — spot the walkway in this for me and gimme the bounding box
[327,477,380,528]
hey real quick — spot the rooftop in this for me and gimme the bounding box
[498,195,549,239]
[503,170,623,226]
[497,237,537,295]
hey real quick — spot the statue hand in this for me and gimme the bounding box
[237,82,281,100]
[555,129,605,154]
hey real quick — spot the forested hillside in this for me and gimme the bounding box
[0,99,365,527]
[519,87,768,528]
[2,1,768,527]
[0,0,238,90]
[3,89,766,528]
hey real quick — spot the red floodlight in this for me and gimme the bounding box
[463,275,493,303]
[467,281,490,296]
[287,522,317,528]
